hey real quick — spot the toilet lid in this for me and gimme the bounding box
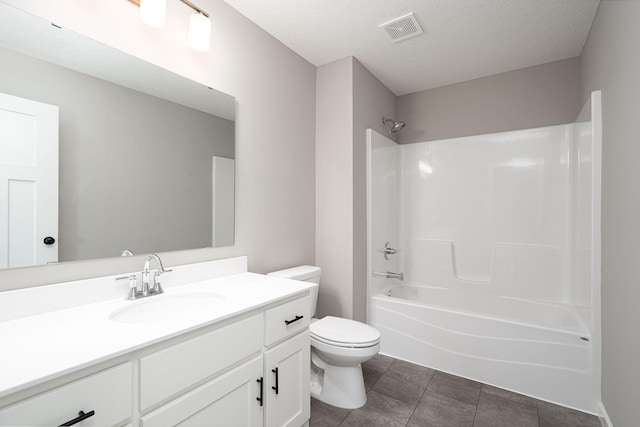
[310,316,380,347]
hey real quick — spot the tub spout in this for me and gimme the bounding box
[373,271,404,281]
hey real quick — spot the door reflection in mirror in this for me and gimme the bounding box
[0,92,58,269]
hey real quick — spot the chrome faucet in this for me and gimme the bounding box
[116,253,172,300]
[142,254,171,296]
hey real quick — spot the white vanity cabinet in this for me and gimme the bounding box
[263,296,311,427]
[0,290,312,427]
[0,266,311,427]
[143,295,312,427]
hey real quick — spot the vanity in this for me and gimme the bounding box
[0,257,313,427]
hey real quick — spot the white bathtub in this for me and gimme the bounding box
[384,283,588,335]
[369,283,598,413]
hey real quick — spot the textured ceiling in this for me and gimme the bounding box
[222,0,600,95]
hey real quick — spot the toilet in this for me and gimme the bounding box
[268,266,380,409]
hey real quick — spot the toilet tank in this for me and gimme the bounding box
[268,266,321,317]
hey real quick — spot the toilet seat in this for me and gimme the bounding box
[310,316,380,348]
[311,334,379,348]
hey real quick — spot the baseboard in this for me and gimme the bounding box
[598,402,613,427]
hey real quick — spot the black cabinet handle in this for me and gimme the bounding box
[59,410,95,426]
[256,377,264,406]
[284,315,304,326]
[271,367,279,394]
[43,236,56,245]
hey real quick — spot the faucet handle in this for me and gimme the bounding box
[151,271,165,295]
[384,242,400,260]
[116,274,139,300]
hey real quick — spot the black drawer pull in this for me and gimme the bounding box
[256,377,264,406]
[59,410,95,426]
[284,315,304,326]
[272,367,279,394]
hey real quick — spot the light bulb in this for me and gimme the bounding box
[140,0,166,28]
[188,12,211,52]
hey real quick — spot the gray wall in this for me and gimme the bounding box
[0,0,316,289]
[0,47,234,263]
[580,1,640,425]
[315,57,395,321]
[316,57,354,319]
[397,57,582,144]
[352,59,396,322]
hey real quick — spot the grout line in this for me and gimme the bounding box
[471,390,480,426]
[403,370,434,426]
[404,375,432,426]
[405,404,419,426]
[471,405,479,426]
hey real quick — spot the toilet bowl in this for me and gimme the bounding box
[309,316,380,408]
[268,266,381,409]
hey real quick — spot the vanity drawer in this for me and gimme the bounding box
[0,362,133,426]
[140,313,263,411]
[264,295,310,346]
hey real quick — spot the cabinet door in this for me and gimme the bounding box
[264,331,310,427]
[141,357,263,427]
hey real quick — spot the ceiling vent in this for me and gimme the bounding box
[379,13,424,43]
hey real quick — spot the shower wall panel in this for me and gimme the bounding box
[366,130,400,297]
[572,119,596,328]
[400,125,574,302]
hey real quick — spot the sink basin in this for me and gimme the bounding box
[109,292,226,324]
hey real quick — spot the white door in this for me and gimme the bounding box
[0,92,58,269]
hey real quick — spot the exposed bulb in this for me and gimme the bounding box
[188,12,211,52]
[140,0,166,28]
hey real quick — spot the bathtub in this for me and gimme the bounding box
[369,283,598,413]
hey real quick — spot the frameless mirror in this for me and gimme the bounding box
[0,4,235,270]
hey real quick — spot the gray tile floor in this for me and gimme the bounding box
[310,354,601,427]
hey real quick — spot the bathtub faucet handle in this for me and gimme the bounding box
[388,271,404,281]
[384,242,400,260]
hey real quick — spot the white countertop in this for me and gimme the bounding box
[0,271,314,399]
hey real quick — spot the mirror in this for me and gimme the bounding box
[0,4,235,269]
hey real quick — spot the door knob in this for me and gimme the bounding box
[43,236,56,245]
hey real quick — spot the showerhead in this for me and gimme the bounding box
[382,117,406,134]
[391,121,406,133]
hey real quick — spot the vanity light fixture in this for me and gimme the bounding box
[131,0,211,52]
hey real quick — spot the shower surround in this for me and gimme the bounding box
[366,93,601,413]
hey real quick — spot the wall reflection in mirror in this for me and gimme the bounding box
[0,4,235,270]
